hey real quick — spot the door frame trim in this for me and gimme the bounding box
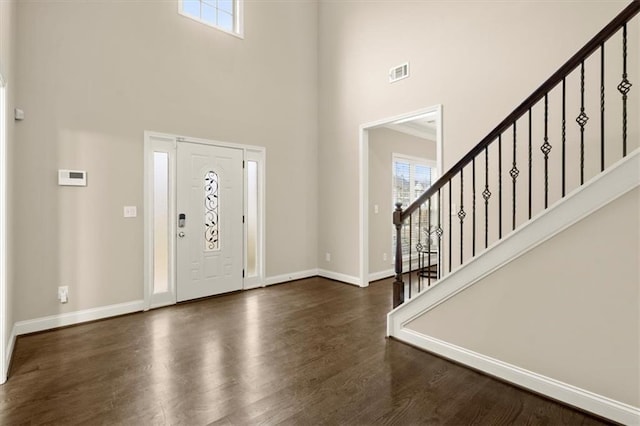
[0,73,7,383]
[359,105,443,287]
[143,131,266,309]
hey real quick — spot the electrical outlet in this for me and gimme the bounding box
[383,253,388,262]
[374,204,379,214]
[58,286,69,304]
[325,252,331,262]
[123,206,137,218]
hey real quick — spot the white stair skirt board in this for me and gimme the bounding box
[13,300,145,336]
[387,149,640,424]
[394,329,640,426]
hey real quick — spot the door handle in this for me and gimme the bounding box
[178,231,185,238]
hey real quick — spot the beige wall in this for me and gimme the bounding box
[318,0,633,279]
[0,0,17,359]
[368,126,435,275]
[12,0,318,320]
[407,187,640,406]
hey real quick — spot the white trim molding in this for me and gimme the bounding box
[263,269,319,287]
[369,269,394,282]
[317,269,361,286]
[392,329,640,426]
[13,300,145,336]
[388,149,640,424]
[4,325,16,381]
[0,73,7,384]
[263,269,362,287]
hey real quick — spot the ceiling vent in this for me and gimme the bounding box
[389,62,409,83]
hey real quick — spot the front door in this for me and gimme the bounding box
[177,142,243,301]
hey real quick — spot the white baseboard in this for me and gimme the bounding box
[317,269,362,287]
[394,328,640,425]
[2,324,16,383]
[263,269,319,287]
[263,269,362,288]
[13,300,145,336]
[369,269,394,282]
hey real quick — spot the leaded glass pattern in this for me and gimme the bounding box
[204,171,220,251]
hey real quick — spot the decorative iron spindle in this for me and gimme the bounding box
[528,109,532,220]
[483,146,491,249]
[562,78,566,197]
[600,43,605,171]
[437,188,442,280]
[417,207,422,293]
[408,215,412,299]
[472,158,476,257]
[498,135,503,239]
[458,170,466,266]
[541,94,552,208]
[448,181,452,273]
[510,123,519,231]
[427,198,432,288]
[577,61,589,185]
[618,23,632,157]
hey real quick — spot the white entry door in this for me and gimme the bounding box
[177,142,243,301]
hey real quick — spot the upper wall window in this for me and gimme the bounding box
[179,0,243,38]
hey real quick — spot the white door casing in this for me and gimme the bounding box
[176,142,243,301]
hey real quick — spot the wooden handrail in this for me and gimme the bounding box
[398,0,640,223]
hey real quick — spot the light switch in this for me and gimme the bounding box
[124,206,137,218]
[374,204,379,214]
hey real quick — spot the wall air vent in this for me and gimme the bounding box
[389,62,409,83]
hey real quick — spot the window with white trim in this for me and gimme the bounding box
[392,154,437,257]
[179,0,242,37]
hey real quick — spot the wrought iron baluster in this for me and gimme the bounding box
[528,109,532,220]
[510,123,519,231]
[448,180,452,273]
[498,135,503,239]
[427,197,432,288]
[562,78,566,197]
[408,214,412,299]
[577,61,589,185]
[458,169,466,266]
[437,188,442,280]
[600,43,605,171]
[618,23,632,157]
[402,214,413,299]
[472,158,476,257]
[541,94,552,208]
[417,207,422,293]
[483,146,491,249]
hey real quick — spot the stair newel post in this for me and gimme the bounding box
[393,202,404,308]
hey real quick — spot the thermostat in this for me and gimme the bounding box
[58,169,87,186]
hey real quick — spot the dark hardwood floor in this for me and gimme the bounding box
[0,277,610,425]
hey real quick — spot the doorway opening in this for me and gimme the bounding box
[143,132,265,309]
[359,105,443,287]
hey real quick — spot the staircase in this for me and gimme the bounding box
[387,2,640,424]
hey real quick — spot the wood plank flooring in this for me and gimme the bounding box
[0,277,610,425]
